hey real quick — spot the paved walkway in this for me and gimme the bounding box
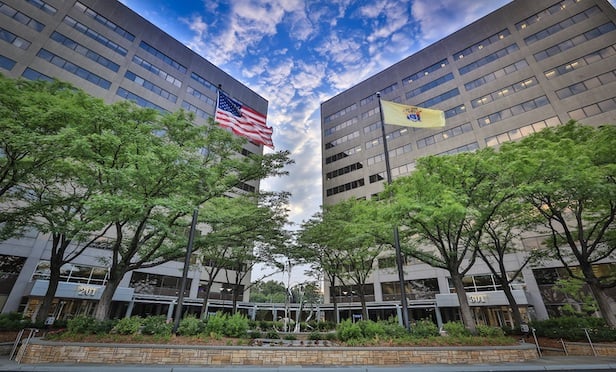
[1,355,615,371]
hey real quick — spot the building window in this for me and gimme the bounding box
[0,27,31,50]
[63,16,128,56]
[116,87,167,113]
[132,55,182,87]
[186,86,215,106]
[74,1,134,41]
[516,0,585,31]
[459,44,519,75]
[438,142,479,156]
[190,72,217,93]
[444,104,466,118]
[534,22,616,62]
[326,178,365,197]
[525,6,601,45]
[50,31,119,72]
[465,59,529,91]
[325,146,362,165]
[418,88,460,108]
[0,2,45,31]
[403,59,449,85]
[471,77,538,108]
[0,54,15,70]
[324,103,357,124]
[556,70,616,99]
[325,117,359,137]
[21,67,52,81]
[37,48,111,89]
[568,97,616,121]
[324,131,360,150]
[124,70,178,103]
[453,29,511,60]
[130,272,190,297]
[181,101,210,120]
[139,41,187,74]
[326,162,363,180]
[406,73,455,100]
[545,44,616,80]
[26,0,56,14]
[485,117,560,147]
[478,95,550,127]
[417,122,473,149]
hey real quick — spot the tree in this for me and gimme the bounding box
[296,199,382,321]
[250,280,287,303]
[385,150,505,335]
[500,121,616,327]
[82,104,291,320]
[0,76,89,225]
[0,77,120,322]
[196,192,291,315]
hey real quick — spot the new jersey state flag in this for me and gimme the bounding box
[380,99,446,128]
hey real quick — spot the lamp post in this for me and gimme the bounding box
[172,208,198,334]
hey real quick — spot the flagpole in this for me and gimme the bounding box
[377,92,411,331]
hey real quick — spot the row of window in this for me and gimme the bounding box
[556,69,616,100]
[465,59,529,91]
[418,87,459,108]
[406,73,454,100]
[139,41,187,74]
[325,178,364,197]
[478,95,550,128]
[545,43,616,80]
[459,43,520,75]
[471,76,538,108]
[485,116,560,147]
[416,122,473,149]
[516,0,582,31]
[51,31,119,72]
[326,162,363,180]
[63,16,128,56]
[325,146,362,165]
[116,87,167,113]
[26,0,56,15]
[124,70,178,103]
[437,142,479,156]
[359,82,398,106]
[454,29,510,60]
[525,5,600,46]
[534,22,616,62]
[366,142,412,167]
[191,72,218,93]
[186,86,215,107]
[0,1,44,32]
[181,100,210,120]
[568,96,616,121]
[402,59,449,85]
[324,116,358,137]
[74,1,134,42]
[132,55,182,88]
[323,103,357,124]
[0,27,30,49]
[37,48,111,89]
[324,130,359,149]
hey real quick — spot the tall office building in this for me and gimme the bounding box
[321,0,616,326]
[0,0,268,319]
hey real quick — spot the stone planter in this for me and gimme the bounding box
[17,339,539,366]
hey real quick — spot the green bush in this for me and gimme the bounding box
[308,331,322,340]
[248,330,262,339]
[265,329,279,339]
[204,312,227,336]
[531,316,615,341]
[114,316,142,335]
[223,313,249,338]
[0,312,31,331]
[358,320,386,338]
[410,319,439,338]
[178,315,203,336]
[67,316,97,334]
[442,321,470,337]
[477,325,504,338]
[141,316,172,336]
[336,319,363,341]
[91,319,117,335]
[283,334,297,340]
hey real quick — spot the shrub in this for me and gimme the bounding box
[0,312,30,331]
[337,319,363,342]
[223,313,249,338]
[204,312,227,336]
[283,334,297,340]
[265,329,280,339]
[477,324,504,338]
[67,316,97,334]
[114,316,142,335]
[442,321,470,337]
[308,331,322,340]
[141,316,172,336]
[248,330,262,339]
[178,315,203,336]
[358,320,386,338]
[531,316,614,341]
[410,320,439,338]
[91,319,117,335]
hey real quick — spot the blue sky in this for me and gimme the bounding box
[118,0,615,283]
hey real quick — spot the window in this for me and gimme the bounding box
[37,49,111,89]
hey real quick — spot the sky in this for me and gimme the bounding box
[118,0,615,285]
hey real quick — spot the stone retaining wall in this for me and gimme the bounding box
[17,339,538,366]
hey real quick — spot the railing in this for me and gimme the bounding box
[10,328,39,363]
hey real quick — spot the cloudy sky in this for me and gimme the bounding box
[117,0,615,284]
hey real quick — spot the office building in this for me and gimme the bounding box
[320,0,616,326]
[0,0,268,320]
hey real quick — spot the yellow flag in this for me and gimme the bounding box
[381,99,446,128]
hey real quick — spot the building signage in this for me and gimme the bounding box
[77,285,98,297]
[468,294,487,304]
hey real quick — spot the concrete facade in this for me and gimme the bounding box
[320,0,616,325]
[0,0,267,320]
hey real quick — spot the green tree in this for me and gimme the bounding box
[250,280,287,303]
[500,121,616,327]
[0,76,87,225]
[385,150,505,335]
[196,191,291,315]
[80,104,291,320]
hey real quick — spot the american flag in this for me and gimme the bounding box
[215,91,274,148]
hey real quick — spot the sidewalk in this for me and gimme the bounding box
[1,355,615,371]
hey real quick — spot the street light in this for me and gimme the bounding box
[221,287,232,312]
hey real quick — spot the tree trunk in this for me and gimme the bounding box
[499,278,523,328]
[35,259,62,323]
[358,292,368,321]
[588,280,616,328]
[451,273,477,335]
[92,273,123,320]
[200,281,213,319]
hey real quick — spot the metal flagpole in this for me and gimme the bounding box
[172,208,199,334]
[376,92,410,331]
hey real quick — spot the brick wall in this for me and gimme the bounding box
[17,340,539,366]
